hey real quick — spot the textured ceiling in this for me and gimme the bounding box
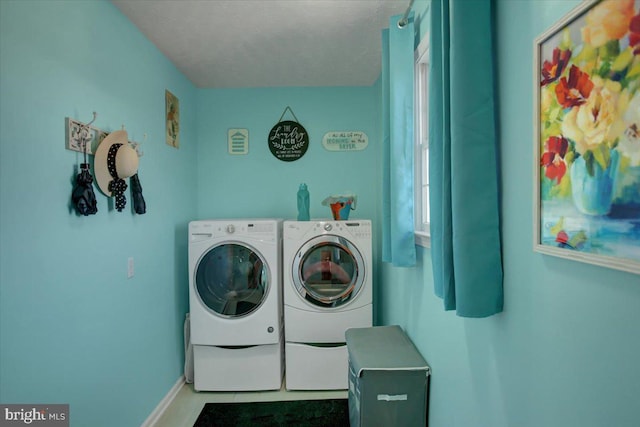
[111,0,409,88]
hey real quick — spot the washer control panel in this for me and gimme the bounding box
[189,219,279,242]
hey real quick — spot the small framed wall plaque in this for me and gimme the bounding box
[228,129,249,155]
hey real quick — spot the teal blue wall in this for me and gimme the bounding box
[195,87,380,223]
[2,0,640,426]
[0,1,197,426]
[379,1,640,426]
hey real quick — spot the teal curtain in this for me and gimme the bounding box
[381,14,416,267]
[429,0,503,317]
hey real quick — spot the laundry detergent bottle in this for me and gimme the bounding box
[297,183,310,221]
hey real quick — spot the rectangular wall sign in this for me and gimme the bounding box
[228,128,249,155]
[322,131,368,152]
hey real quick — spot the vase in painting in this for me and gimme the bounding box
[570,150,619,216]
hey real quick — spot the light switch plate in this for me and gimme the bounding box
[127,257,134,279]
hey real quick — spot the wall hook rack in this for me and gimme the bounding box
[66,112,99,154]
[65,115,144,156]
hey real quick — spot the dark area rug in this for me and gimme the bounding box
[193,398,349,427]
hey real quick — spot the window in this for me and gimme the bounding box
[414,37,430,247]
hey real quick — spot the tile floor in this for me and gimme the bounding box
[153,380,348,427]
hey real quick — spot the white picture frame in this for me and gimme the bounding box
[533,0,640,275]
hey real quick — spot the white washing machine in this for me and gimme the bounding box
[283,219,372,390]
[188,219,283,391]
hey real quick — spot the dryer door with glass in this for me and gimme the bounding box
[292,235,365,308]
[195,242,270,317]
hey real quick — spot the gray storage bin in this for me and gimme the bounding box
[346,325,430,427]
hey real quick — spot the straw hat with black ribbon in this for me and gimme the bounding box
[94,130,139,212]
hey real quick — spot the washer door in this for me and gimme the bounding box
[292,235,364,308]
[195,242,269,317]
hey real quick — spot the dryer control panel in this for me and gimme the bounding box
[344,221,372,239]
[308,220,371,240]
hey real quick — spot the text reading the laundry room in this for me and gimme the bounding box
[268,120,309,162]
[322,131,368,152]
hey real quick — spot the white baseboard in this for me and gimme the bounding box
[141,375,186,427]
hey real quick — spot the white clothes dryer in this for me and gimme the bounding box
[283,219,372,390]
[188,219,283,391]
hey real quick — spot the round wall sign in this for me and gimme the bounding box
[268,120,309,162]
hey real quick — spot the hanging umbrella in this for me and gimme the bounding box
[72,163,98,216]
[130,173,146,214]
[71,118,98,216]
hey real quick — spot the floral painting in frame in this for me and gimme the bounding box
[166,90,180,148]
[534,0,640,274]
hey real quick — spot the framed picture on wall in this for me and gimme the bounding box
[166,89,180,148]
[533,0,640,274]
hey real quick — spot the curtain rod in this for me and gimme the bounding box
[397,0,415,28]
